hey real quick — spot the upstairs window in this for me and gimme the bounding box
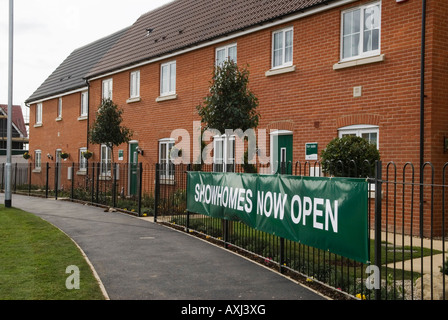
[272,27,293,68]
[35,103,43,125]
[130,70,140,99]
[57,98,62,119]
[102,78,113,100]
[80,91,88,117]
[341,2,381,61]
[160,61,176,96]
[216,44,237,66]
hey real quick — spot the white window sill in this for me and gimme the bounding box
[55,117,62,122]
[78,115,88,121]
[126,97,141,104]
[34,123,43,128]
[32,169,41,173]
[76,170,87,176]
[265,65,296,77]
[156,94,177,102]
[333,54,385,70]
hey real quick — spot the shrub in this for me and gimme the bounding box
[321,136,380,178]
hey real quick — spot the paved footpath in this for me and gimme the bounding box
[1,194,327,301]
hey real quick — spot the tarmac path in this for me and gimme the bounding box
[1,193,328,301]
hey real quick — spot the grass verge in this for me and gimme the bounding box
[0,205,106,300]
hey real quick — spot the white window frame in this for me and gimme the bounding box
[159,138,175,180]
[213,135,235,173]
[79,147,87,171]
[272,27,294,69]
[216,43,237,66]
[102,78,113,100]
[130,70,140,99]
[35,103,43,125]
[338,125,379,149]
[80,91,88,117]
[340,1,381,62]
[100,144,112,176]
[57,98,62,120]
[160,61,176,97]
[34,150,42,170]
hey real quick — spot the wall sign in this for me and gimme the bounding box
[305,143,318,161]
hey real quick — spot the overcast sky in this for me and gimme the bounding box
[0,0,173,119]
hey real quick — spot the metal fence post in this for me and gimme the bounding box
[95,162,100,203]
[113,163,117,208]
[13,162,17,192]
[279,238,285,274]
[138,162,143,217]
[54,162,59,200]
[71,163,75,201]
[45,162,49,198]
[374,160,383,300]
[91,162,95,204]
[154,163,160,223]
[186,164,191,232]
[28,162,32,196]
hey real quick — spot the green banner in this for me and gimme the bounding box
[187,172,369,263]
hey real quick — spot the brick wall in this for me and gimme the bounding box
[27,0,447,235]
[28,92,88,187]
[85,0,447,171]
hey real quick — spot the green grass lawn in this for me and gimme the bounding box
[0,205,106,300]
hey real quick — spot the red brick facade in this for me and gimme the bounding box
[27,0,447,235]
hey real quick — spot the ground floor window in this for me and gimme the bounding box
[34,150,42,170]
[213,135,235,172]
[79,147,87,171]
[159,138,175,179]
[100,144,112,175]
[338,125,379,149]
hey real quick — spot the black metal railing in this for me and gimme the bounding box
[1,160,446,300]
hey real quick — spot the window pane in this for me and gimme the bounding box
[363,5,380,53]
[161,143,167,163]
[273,32,283,67]
[343,12,352,35]
[161,65,169,94]
[285,30,293,63]
[363,30,372,52]
[170,63,176,93]
[362,132,378,147]
[343,36,351,59]
[228,46,237,62]
[372,29,379,51]
[353,9,360,33]
[342,10,360,59]
[216,48,225,65]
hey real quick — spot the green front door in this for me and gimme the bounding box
[129,143,139,195]
[272,133,293,174]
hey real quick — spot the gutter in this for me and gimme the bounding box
[86,79,91,151]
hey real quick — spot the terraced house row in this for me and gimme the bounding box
[25,0,447,234]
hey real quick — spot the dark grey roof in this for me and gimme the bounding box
[87,0,336,78]
[25,27,130,104]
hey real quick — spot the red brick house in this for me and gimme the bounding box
[25,28,128,187]
[25,0,447,234]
